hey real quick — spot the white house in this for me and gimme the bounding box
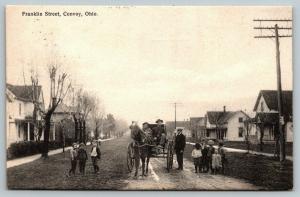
[252,90,293,142]
[205,106,249,141]
[6,84,44,148]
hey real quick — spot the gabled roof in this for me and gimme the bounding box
[253,90,293,116]
[190,117,206,124]
[54,103,76,114]
[6,83,42,102]
[190,117,206,123]
[190,117,206,127]
[207,111,249,125]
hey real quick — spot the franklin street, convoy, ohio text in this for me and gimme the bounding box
[21,11,97,17]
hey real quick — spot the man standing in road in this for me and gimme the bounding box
[174,128,186,170]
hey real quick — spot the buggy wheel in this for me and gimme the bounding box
[166,141,173,172]
[127,143,135,172]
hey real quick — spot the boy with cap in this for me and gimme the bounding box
[68,143,78,176]
[91,140,101,174]
[77,143,88,175]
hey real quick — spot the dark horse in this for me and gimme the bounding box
[130,124,152,177]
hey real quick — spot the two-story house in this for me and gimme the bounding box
[205,106,249,141]
[6,84,44,148]
[252,90,293,142]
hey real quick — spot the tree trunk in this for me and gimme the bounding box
[245,133,250,153]
[82,120,86,144]
[73,114,79,142]
[38,126,43,141]
[259,126,264,151]
[42,113,51,158]
[274,124,280,159]
[95,126,99,139]
[79,119,83,143]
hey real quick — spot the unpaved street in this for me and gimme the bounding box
[120,133,261,190]
[8,133,261,190]
[124,148,261,190]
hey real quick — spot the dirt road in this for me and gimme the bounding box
[7,133,262,190]
[124,152,261,190]
[121,133,261,190]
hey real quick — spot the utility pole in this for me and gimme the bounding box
[172,102,182,129]
[254,19,292,162]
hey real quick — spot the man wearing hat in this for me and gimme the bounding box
[174,128,186,170]
[152,119,165,145]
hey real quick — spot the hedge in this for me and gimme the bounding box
[7,140,73,160]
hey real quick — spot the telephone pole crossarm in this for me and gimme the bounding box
[254,35,292,38]
[253,19,292,22]
[254,27,292,30]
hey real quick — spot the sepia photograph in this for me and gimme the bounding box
[5,6,293,191]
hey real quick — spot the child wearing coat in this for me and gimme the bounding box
[212,148,222,174]
[191,143,202,173]
[77,143,88,175]
[218,142,226,174]
[91,140,101,174]
[68,143,78,176]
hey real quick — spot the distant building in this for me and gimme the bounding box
[205,106,250,141]
[165,120,192,138]
[252,90,293,142]
[51,103,75,142]
[6,84,44,148]
[190,117,207,140]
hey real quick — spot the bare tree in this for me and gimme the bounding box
[89,96,105,140]
[103,114,116,138]
[257,113,266,151]
[73,90,95,143]
[22,70,44,141]
[114,119,128,138]
[244,117,253,153]
[208,112,224,140]
[30,65,71,158]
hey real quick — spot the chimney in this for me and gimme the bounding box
[223,106,226,112]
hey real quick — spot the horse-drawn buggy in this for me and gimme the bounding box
[127,120,174,176]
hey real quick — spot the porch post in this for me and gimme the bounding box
[27,122,30,141]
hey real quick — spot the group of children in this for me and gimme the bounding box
[68,140,101,176]
[191,141,226,174]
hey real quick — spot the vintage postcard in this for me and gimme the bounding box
[6,6,293,190]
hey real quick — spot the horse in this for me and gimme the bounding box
[129,123,152,177]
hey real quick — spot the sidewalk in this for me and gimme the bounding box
[7,138,115,169]
[186,142,293,161]
[7,146,72,168]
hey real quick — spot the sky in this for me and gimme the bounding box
[6,6,292,124]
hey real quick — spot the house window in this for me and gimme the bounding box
[238,117,243,123]
[19,103,22,115]
[206,131,210,137]
[238,127,244,137]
